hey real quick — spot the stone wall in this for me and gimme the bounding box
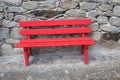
[0,0,120,56]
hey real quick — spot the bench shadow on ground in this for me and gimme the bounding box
[30,46,96,65]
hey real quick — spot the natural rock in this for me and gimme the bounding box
[0,28,9,39]
[88,10,100,18]
[22,1,39,9]
[110,0,120,4]
[0,44,13,55]
[91,17,97,22]
[92,32,103,41]
[2,20,19,27]
[100,23,116,32]
[91,22,99,31]
[0,13,4,19]
[0,5,3,11]
[60,1,78,9]
[102,10,113,16]
[113,6,120,17]
[110,17,120,27]
[65,9,86,17]
[0,39,3,46]
[40,0,60,9]
[30,10,66,18]
[5,39,19,45]
[14,15,27,21]
[0,20,2,25]
[99,3,112,11]
[11,28,21,39]
[97,16,108,24]
[0,0,22,6]
[6,13,14,20]
[13,48,24,54]
[7,7,26,13]
[111,27,120,33]
[80,2,97,10]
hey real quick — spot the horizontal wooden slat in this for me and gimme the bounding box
[20,28,91,35]
[20,37,93,43]
[16,39,96,48]
[20,19,91,27]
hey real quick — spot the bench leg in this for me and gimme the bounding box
[27,48,32,56]
[83,45,88,64]
[24,48,29,66]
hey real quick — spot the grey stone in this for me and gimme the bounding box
[5,39,19,45]
[0,44,13,55]
[99,3,112,11]
[22,1,39,9]
[110,0,120,4]
[100,23,116,32]
[0,39,3,46]
[80,2,97,10]
[13,48,24,54]
[14,15,27,22]
[88,10,100,18]
[65,9,86,17]
[72,0,83,2]
[0,28,9,39]
[0,0,22,6]
[2,20,19,27]
[90,0,109,3]
[40,0,60,9]
[111,27,120,33]
[7,7,26,13]
[60,1,78,9]
[91,22,99,31]
[0,5,3,12]
[102,10,113,16]
[0,20,2,25]
[110,17,120,27]
[97,16,108,24]
[0,13,4,19]
[91,17,97,22]
[6,13,14,20]
[11,28,21,39]
[92,32,103,41]
[113,6,120,17]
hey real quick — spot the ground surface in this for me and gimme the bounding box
[0,47,120,80]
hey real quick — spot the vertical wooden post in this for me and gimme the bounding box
[24,48,29,66]
[81,25,85,54]
[81,25,85,37]
[84,45,88,64]
[27,27,30,39]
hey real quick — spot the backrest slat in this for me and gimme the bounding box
[20,19,91,27]
[20,28,91,35]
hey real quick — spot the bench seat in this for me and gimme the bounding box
[17,37,95,48]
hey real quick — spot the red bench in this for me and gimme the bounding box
[16,19,96,66]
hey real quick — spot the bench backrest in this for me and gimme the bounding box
[20,19,92,39]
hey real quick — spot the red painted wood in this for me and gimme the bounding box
[16,19,96,66]
[20,37,93,43]
[84,45,88,64]
[24,48,29,66]
[81,25,85,37]
[20,28,91,35]
[20,19,91,27]
[16,40,95,48]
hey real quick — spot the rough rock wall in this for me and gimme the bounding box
[0,0,120,55]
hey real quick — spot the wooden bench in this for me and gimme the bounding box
[16,19,96,66]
